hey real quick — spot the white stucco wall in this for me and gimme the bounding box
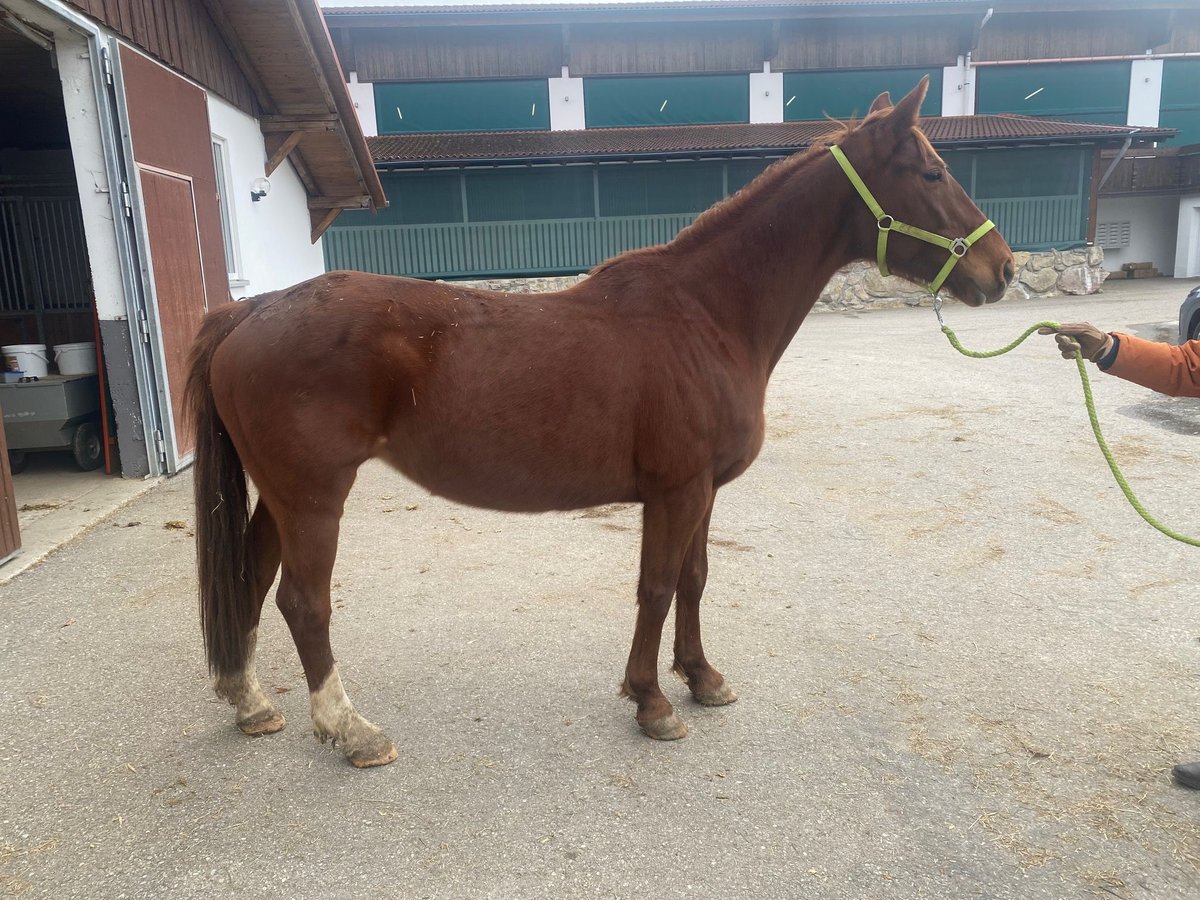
[206,95,326,299]
[1176,193,1200,278]
[1097,195,1179,275]
[1127,59,1164,128]
[749,67,783,124]
[347,72,377,138]
[549,69,585,131]
[941,59,974,116]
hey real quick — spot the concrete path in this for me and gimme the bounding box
[4,454,157,584]
[3,280,1200,899]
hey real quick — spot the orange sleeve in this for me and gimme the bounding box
[1104,332,1200,398]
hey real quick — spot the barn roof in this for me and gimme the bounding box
[207,0,387,238]
[324,1,1182,25]
[367,115,1175,167]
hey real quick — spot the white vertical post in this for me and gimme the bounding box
[346,72,377,137]
[1176,193,1200,278]
[549,66,586,131]
[941,56,974,117]
[749,62,783,124]
[1128,58,1164,127]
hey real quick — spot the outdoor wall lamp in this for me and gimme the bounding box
[250,177,271,202]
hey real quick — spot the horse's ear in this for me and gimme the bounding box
[889,76,930,131]
[868,91,893,115]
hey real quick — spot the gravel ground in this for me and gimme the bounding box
[3,280,1200,899]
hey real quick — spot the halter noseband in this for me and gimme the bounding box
[829,145,996,297]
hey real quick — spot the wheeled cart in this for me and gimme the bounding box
[0,374,102,473]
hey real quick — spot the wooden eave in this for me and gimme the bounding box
[211,0,386,241]
[323,2,992,29]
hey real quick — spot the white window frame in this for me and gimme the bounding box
[210,135,246,287]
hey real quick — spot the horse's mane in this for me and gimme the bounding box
[668,119,856,250]
[585,115,870,279]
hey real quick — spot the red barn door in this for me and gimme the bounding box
[115,44,230,471]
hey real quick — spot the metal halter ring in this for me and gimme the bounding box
[877,214,894,231]
[949,238,969,258]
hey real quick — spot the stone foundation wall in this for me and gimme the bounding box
[814,247,1108,312]
[443,248,1108,310]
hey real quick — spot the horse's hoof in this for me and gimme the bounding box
[694,683,738,707]
[640,713,688,741]
[347,733,399,769]
[238,709,287,735]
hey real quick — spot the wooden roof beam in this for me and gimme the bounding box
[310,207,342,244]
[264,130,305,177]
[261,115,339,133]
[308,195,371,209]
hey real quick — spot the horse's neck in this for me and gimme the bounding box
[671,152,860,374]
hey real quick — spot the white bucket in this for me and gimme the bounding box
[1,344,49,378]
[53,341,98,376]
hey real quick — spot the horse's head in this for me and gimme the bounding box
[833,76,1015,306]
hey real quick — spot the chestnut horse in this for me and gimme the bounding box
[187,78,1014,767]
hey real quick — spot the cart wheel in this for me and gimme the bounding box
[7,450,27,475]
[72,422,104,471]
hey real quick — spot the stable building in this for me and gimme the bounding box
[0,0,385,565]
[321,0,1198,281]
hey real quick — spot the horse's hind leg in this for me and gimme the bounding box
[269,475,398,769]
[671,497,737,707]
[621,476,713,740]
[213,500,287,735]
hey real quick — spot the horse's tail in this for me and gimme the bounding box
[185,299,260,678]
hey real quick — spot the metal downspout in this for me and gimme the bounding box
[1098,132,1138,192]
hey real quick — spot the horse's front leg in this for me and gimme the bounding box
[621,476,713,740]
[671,496,738,707]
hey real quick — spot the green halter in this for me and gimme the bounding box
[829,145,996,296]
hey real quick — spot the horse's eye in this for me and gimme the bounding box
[924,169,945,183]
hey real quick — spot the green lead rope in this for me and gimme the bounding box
[938,315,1200,548]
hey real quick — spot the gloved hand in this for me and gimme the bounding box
[1037,323,1114,362]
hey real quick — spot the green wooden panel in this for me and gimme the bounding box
[940,147,1088,248]
[324,215,698,279]
[324,191,1080,278]
[728,158,775,193]
[1162,60,1200,146]
[976,62,1130,122]
[979,196,1085,250]
[598,161,724,215]
[973,146,1085,199]
[375,80,550,134]
[327,146,1090,279]
[465,167,594,221]
[584,75,749,127]
[338,172,463,226]
[782,68,941,121]
[1161,109,1200,147]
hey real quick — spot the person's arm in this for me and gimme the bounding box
[1040,323,1200,399]
[1105,332,1200,398]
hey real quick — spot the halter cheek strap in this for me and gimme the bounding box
[829,145,996,296]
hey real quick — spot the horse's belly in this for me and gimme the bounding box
[379,425,639,513]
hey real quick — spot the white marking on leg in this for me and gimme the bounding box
[213,628,276,723]
[310,666,378,746]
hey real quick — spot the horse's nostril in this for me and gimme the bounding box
[1002,258,1016,285]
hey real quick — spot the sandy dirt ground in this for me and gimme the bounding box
[3,279,1200,899]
